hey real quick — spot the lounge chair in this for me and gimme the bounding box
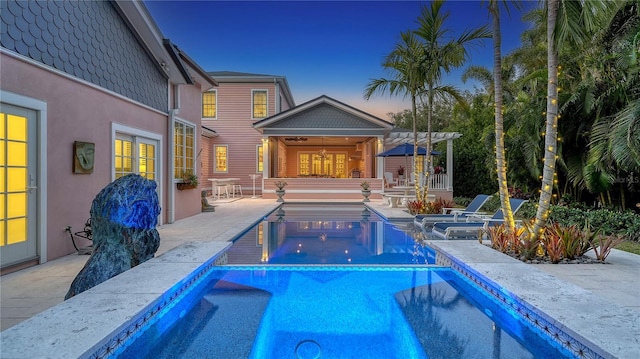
[413,194,490,229]
[383,172,397,188]
[429,198,528,240]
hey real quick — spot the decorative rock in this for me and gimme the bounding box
[65,174,161,299]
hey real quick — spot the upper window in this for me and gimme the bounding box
[202,90,217,118]
[252,90,268,118]
[174,120,195,180]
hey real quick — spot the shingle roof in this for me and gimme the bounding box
[274,103,379,129]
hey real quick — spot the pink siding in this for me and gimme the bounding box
[202,82,279,192]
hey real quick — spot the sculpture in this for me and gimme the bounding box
[65,174,161,299]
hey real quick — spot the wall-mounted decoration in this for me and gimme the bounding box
[73,141,95,174]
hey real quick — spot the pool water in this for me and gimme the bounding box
[225,205,434,265]
[115,267,575,359]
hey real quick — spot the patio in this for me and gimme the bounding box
[0,198,638,358]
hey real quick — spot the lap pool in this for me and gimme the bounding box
[98,205,587,358]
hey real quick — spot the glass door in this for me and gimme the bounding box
[0,103,38,267]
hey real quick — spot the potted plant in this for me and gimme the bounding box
[177,170,199,190]
[274,180,287,202]
[360,181,371,202]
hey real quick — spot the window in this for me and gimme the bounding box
[252,90,268,118]
[114,136,134,179]
[202,90,217,118]
[114,135,157,180]
[214,145,228,173]
[257,145,263,172]
[174,120,195,179]
[298,152,345,177]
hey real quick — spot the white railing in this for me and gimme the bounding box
[429,173,447,189]
[409,173,448,190]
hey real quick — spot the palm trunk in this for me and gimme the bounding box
[422,83,434,202]
[491,1,515,231]
[533,0,559,239]
[412,91,420,200]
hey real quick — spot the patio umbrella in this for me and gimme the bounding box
[376,143,440,174]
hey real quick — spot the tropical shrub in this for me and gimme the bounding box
[543,226,564,264]
[406,200,425,215]
[546,222,591,260]
[590,234,626,262]
[516,204,640,242]
[483,224,511,253]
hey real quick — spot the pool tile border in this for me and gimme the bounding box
[433,246,612,359]
[90,253,228,359]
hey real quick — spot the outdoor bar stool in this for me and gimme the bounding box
[214,184,229,200]
[231,184,243,198]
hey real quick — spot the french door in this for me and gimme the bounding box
[0,103,38,268]
[114,134,157,181]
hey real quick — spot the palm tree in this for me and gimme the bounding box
[487,0,525,232]
[364,31,426,194]
[414,0,491,201]
[532,0,610,238]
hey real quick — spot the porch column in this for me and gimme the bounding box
[376,136,384,180]
[446,138,453,191]
[262,137,269,179]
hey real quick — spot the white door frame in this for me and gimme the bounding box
[0,90,48,264]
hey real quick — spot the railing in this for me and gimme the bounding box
[429,173,448,189]
[409,173,448,190]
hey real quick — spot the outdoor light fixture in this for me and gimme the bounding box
[284,137,308,142]
[318,137,328,159]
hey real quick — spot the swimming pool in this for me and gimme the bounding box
[224,204,434,265]
[114,266,575,358]
[97,204,593,358]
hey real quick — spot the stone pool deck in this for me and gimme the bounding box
[0,198,639,358]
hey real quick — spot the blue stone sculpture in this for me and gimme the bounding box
[65,174,161,299]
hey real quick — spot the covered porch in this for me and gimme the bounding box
[252,95,461,201]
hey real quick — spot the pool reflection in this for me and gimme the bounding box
[225,205,434,265]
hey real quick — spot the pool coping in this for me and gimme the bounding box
[428,241,640,359]
[1,202,638,358]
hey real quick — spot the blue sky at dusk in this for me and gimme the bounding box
[145,0,538,119]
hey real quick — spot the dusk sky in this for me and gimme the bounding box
[144,0,538,119]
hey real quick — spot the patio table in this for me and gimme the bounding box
[208,178,240,199]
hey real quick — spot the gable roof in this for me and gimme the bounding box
[207,71,295,107]
[253,95,394,136]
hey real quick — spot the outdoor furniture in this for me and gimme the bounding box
[249,174,261,198]
[214,184,229,200]
[383,172,397,187]
[392,186,415,195]
[208,178,241,200]
[414,194,490,229]
[430,198,528,240]
[383,193,435,208]
[231,184,243,198]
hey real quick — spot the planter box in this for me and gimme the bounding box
[177,183,197,191]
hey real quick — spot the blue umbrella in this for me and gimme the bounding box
[377,143,441,178]
[376,143,440,157]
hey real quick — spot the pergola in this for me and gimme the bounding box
[384,130,462,146]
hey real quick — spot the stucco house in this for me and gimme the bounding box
[0,0,461,273]
[0,0,216,272]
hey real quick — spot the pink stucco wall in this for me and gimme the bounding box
[171,82,206,219]
[1,55,175,261]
